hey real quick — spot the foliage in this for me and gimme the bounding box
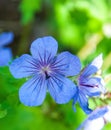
[19,0,41,24]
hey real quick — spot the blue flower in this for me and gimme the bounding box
[9,36,81,106]
[0,32,14,66]
[73,54,105,114]
[77,106,111,130]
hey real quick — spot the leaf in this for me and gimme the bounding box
[0,109,7,118]
[19,0,41,24]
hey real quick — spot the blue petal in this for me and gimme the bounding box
[30,36,58,61]
[79,77,105,97]
[9,54,38,78]
[78,91,92,114]
[80,66,98,78]
[77,106,108,130]
[80,54,103,78]
[0,48,12,66]
[0,32,14,47]
[47,74,76,104]
[88,107,108,120]
[72,87,79,112]
[53,51,81,76]
[19,75,47,106]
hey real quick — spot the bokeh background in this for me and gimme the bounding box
[0,0,111,129]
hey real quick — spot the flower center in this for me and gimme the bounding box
[41,65,51,79]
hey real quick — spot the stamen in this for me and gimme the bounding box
[44,71,50,79]
[40,65,51,79]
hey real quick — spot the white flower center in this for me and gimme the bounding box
[40,65,52,79]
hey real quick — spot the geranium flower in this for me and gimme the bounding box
[0,32,14,66]
[9,36,81,106]
[77,106,111,130]
[73,54,105,114]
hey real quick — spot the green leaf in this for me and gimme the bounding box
[0,104,7,118]
[19,0,41,24]
[0,109,7,118]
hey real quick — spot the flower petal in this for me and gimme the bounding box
[0,32,14,47]
[77,106,108,130]
[0,48,12,66]
[88,107,108,120]
[90,54,103,69]
[19,75,47,106]
[9,54,38,78]
[30,36,58,61]
[80,54,103,78]
[47,74,76,104]
[77,118,104,130]
[104,106,111,122]
[52,51,81,76]
[79,77,105,97]
[72,87,79,112]
[78,91,92,114]
[80,66,98,79]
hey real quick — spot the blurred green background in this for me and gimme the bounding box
[0,0,111,129]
